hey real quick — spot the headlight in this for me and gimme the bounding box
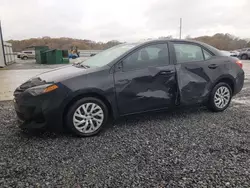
[26,84,58,96]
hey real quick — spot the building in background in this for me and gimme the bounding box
[0,22,5,67]
[4,42,15,65]
[0,21,15,68]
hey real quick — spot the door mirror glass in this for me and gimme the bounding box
[117,61,123,70]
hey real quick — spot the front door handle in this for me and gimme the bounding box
[208,64,218,69]
[159,70,174,75]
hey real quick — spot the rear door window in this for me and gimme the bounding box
[173,43,204,63]
[23,51,32,54]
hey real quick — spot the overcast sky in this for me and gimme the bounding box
[1,0,249,42]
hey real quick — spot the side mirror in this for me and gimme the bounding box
[116,61,123,71]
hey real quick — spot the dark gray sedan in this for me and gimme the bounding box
[14,39,244,136]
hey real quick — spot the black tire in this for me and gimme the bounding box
[22,56,28,60]
[241,54,248,60]
[65,97,109,137]
[207,82,232,112]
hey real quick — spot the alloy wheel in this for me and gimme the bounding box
[214,86,230,109]
[73,102,104,133]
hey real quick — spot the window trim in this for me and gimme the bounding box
[202,48,213,60]
[116,42,171,72]
[170,41,215,64]
[23,51,33,54]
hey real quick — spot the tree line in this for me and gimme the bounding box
[8,33,250,52]
[192,33,250,51]
[159,33,250,50]
[8,37,122,52]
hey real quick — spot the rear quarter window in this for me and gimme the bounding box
[203,49,213,60]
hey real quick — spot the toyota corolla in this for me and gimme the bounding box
[13,39,244,137]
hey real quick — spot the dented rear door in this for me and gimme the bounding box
[169,41,218,105]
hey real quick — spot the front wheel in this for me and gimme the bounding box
[65,97,109,137]
[207,82,232,112]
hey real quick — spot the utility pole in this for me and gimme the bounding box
[179,18,182,39]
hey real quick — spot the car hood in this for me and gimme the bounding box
[239,51,246,55]
[35,65,98,83]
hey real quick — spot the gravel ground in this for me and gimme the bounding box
[0,63,250,187]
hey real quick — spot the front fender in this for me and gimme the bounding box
[61,88,107,108]
[60,87,119,119]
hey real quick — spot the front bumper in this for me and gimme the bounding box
[14,99,47,129]
[14,84,69,131]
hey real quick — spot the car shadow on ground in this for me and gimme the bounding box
[16,105,210,139]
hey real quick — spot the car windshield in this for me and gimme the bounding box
[80,43,137,67]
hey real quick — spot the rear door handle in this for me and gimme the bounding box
[159,70,174,75]
[208,64,218,69]
[117,79,129,85]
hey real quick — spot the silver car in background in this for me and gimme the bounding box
[238,48,250,60]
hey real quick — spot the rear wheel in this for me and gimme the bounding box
[65,97,108,137]
[22,56,28,60]
[207,82,232,112]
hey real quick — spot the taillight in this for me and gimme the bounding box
[236,60,243,68]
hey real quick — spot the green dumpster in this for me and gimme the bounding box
[62,50,69,64]
[35,46,49,64]
[44,49,69,64]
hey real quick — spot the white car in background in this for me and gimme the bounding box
[221,50,239,57]
[17,50,35,60]
[229,50,240,57]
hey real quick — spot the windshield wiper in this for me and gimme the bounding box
[79,64,90,69]
[73,63,90,69]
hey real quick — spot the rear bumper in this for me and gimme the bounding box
[234,70,245,95]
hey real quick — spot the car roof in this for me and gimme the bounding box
[126,39,223,56]
[106,39,224,67]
